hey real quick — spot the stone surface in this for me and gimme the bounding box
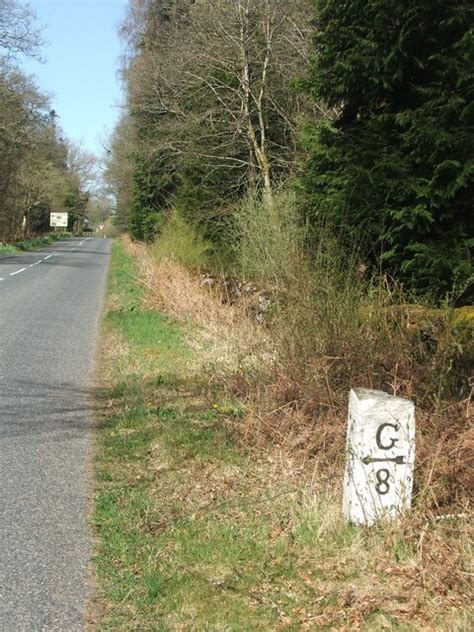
[343,388,415,526]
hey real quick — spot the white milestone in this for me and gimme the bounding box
[343,388,415,526]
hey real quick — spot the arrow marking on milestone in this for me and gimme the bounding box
[361,455,406,466]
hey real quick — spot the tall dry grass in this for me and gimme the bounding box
[125,235,275,390]
[231,193,472,510]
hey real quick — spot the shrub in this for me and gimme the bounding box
[230,191,471,509]
[233,190,307,286]
[149,209,212,271]
[0,232,71,252]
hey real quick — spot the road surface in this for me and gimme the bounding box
[0,238,111,631]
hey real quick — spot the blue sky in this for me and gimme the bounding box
[23,0,127,157]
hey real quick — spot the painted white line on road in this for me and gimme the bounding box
[1,240,88,282]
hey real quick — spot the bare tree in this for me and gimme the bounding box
[103,113,135,229]
[121,0,314,201]
[0,0,43,59]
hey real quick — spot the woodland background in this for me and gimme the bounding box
[105,0,473,302]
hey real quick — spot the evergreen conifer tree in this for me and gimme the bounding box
[303,0,473,299]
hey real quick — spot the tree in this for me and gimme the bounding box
[110,0,314,241]
[302,0,474,299]
[0,0,42,58]
[103,113,135,231]
[86,193,114,227]
[0,1,92,242]
[0,63,50,239]
[0,64,93,240]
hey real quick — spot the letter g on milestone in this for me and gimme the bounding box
[376,422,399,451]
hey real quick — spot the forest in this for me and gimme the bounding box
[106,0,473,302]
[0,0,94,242]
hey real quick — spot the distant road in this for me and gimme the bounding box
[0,238,111,631]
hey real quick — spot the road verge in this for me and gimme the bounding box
[0,232,71,253]
[90,239,472,630]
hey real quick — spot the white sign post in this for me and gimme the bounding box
[50,212,68,228]
[343,388,415,526]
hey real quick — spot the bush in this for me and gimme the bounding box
[232,192,471,478]
[233,191,306,285]
[228,189,471,512]
[0,232,71,252]
[149,209,212,271]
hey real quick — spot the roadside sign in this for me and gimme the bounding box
[98,224,104,231]
[50,212,68,228]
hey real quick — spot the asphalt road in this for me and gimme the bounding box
[0,237,111,631]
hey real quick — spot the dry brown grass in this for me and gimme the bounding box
[122,235,473,513]
[287,487,473,630]
[124,235,275,390]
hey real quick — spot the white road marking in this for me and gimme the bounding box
[0,238,92,282]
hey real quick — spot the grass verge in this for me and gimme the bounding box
[0,231,71,253]
[91,239,473,631]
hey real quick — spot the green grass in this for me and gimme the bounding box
[0,243,18,253]
[94,242,300,629]
[0,232,71,253]
[92,240,473,631]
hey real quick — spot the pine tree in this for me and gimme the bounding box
[129,153,177,242]
[303,0,474,299]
